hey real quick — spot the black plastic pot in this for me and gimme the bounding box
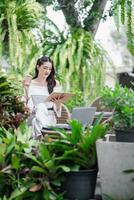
[62,168,98,200]
[117,72,134,90]
[115,128,134,142]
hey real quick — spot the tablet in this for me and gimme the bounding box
[47,92,73,103]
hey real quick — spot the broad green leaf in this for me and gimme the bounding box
[59,165,70,172]
[69,164,80,172]
[0,143,7,155]
[11,154,20,170]
[10,186,29,200]
[31,166,46,173]
[69,120,82,144]
[51,179,62,187]
[0,154,5,164]
[39,143,51,161]
[24,154,42,166]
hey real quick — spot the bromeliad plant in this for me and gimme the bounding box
[43,119,108,171]
[0,122,64,200]
[101,85,134,130]
[0,118,108,199]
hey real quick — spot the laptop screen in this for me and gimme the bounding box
[71,107,96,126]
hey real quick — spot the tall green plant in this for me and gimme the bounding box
[7,31,43,81]
[43,119,108,170]
[0,16,6,58]
[50,28,108,102]
[0,0,44,79]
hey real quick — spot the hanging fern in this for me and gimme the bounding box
[112,0,134,56]
[45,28,112,103]
[0,0,44,80]
[120,0,125,24]
[126,0,134,56]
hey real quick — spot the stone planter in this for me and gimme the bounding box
[96,135,134,200]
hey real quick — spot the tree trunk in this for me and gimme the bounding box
[83,0,108,34]
[57,0,108,35]
[57,0,81,28]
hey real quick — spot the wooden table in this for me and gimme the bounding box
[94,111,113,122]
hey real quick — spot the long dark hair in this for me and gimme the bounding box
[33,56,56,94]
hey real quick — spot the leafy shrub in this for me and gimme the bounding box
[101,85,134,129]
[0,122,64,200]
[0,73,29,129]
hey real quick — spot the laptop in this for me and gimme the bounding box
[71,106,96,126]
[56,107,96,130]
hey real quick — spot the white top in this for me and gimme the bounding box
[27,83,62,137]
[27,84,62,112]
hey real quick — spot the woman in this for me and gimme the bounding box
[24,56,62,138]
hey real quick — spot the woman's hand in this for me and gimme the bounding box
[22,75,32,89]
[51,97,61,111]
[22,75,32,105]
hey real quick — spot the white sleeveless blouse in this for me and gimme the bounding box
[27,84,62,111]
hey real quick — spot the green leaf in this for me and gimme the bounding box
[69,120,83,144]
[6,137,16,155]
[11,154,20,170]
[0,143,7,155]
[31,166,46,173]
[24,154,42,166]
[45,160,54,169]
[10,186,29,200]
[69,164,80,172]
[51,179,62,187]
[0,154,5,164]
[3,196,8,200]
[103,193,115,200]
[0,143,6,164]
[39,143,51,161]
[60,165,70,172]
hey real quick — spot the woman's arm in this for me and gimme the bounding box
[22,75,32,104]
[52,80,62,117]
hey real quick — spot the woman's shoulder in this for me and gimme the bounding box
[30,79,42,86]
[31,79,37,85]
[29,80,44,88]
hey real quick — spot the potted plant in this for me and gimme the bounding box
[95,85,134,199]
[101,85,134,142]
[42,119,108,199]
